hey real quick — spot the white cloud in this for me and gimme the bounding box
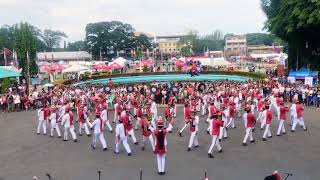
[0,0,266,42]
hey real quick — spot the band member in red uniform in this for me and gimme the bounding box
[208,111,223,158]
[115,114,132,156]
[187,109,199,151]
[121,106,138,144]
[262,103,273,141]
[206,101,217,133]
[277,101,288,136]
[78,104,91,136]
[140,113,155,152]
[149,117,171,175]
[242,106,256,146]
[179,103,191,137]
[291,100,307,132]
[226,101,236,128]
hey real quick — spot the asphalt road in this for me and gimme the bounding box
[0,107,319,180]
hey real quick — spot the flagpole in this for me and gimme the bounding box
[3,48,7,66]
[27,51,31,92]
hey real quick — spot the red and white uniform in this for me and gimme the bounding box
[115,121,131,154]
[61,112,77,141]
[291,104,306,131]
[141,118,155,151]
[208,119,223,154]
[50,111,61,137]
[243,113,256,144]
[90,118,107,149]
[188,115,199,148]
[78,108,90,135]
[277,105,288,135]
[263,110,273,139]
[121,113,137,144]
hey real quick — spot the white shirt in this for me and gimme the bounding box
[91,118,104,134]
[61,113,72,128]
[38,109,44,121]
[50,113,57,125]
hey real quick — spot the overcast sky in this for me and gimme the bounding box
[0,0,266,42]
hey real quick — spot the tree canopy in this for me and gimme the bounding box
[246,33,283,46]
[178,30,224,56]
[41,29,67,51]
[261,0,320,70]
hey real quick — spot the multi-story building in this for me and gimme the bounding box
[224,35,247,57]
[156,34,186,54]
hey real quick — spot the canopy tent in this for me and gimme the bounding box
[92,62,110,70]
[62,64,90,73]
[0,66,21,79]
[0,66,22,73]
[108,62,123,69]
[288,68,318,79]
[112,57,127,66]
[191,57,232,67]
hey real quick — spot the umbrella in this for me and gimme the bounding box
[175,60,185,67]
[50,64,65,71]
[92,63,110,70]
[0,66,21,79]
[109,62,123,69]
[43,83,54,87]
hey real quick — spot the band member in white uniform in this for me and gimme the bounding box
[187,109,199,151]
[89,112,108,151]
[49,106,61,138]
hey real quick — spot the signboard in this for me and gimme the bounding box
[287,76,296,84]
[305,77,313,87]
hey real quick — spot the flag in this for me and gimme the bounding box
[99,50,103,61]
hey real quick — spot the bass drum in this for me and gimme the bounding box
[150,86,158,94]
[105,86,111,94]
[127,85,134,93]
[198,83,206,92]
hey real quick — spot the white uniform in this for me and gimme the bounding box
[50,112,61,137]
[115,123,131,154]
[188,116,199,148]
[90,118,107,149]
[219,109,229,140]
[61,113,77,141]
[37,109,47,134]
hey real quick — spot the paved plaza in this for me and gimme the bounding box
[0,107,319,180]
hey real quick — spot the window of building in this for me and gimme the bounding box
[164,43,167,46]
[173,49,176,51]
[169,49,171,51]
[177,49,180,51]
[164,49,167,51]
[168,43,171,46]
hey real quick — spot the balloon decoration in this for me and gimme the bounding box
[186,59,201,77]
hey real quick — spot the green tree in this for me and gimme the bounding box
[178,30,224,56]
[133,34,152,50]
[67,40,85,51]
[246,33,284,46]
[261,0,320,70]
[41,29,67,51]
[13,22,38,75]
[0,25,14,50]
[85,21,136,59]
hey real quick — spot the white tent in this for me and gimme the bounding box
[62,64,90,73]
[0,66,22,73]
[195,57,232,67]
[112,57,127,66]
